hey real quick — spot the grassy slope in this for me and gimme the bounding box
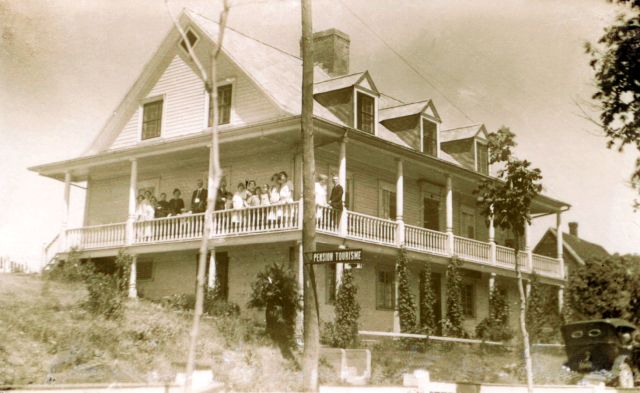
[0,274,301,390]
[0,274,574,389]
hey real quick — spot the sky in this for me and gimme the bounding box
[1,0,639,269]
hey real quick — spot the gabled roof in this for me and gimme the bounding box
[541,228,611,265]
[313,71,379,95]
[440,123,488,143]
[378,100,441,123]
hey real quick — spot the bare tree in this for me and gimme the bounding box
[300,0,320,390]
[165,2,230,392]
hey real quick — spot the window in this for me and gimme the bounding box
[381,188,397,220]
[376,270,395,309]
[179,29,199,52]
[326,263,337,304]
[141,99,163,140]
[476,142,489,175]
[462,283,475,318]
[423,197,440,231]
[208,84,232,126]
[461,207,476,239]
[137,260,153,281]
[356,92,375,133]
[423,119,438,157]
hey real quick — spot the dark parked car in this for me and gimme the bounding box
[561,319,640,387]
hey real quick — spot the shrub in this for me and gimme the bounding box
[442,257,465,337]
[247,263,301,356]
[161,293,196,311]
[329,266,360,348]
[396,248,417,333]
[83,251,131,320]
[43,249,92,282]
[526,273,561,343]
[204,288,240,317]
[476,286,513,342]
[419,261,437,335]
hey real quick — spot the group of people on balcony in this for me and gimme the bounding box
[214,171,294,212]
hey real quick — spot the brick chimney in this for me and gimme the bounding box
[568,222,579,237]
[310,28,350,77]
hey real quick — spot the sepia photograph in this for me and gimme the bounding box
[1,0,640,392]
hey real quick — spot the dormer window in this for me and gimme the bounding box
[141,99,163,140]
[179,29,199,52]
[422,119,438,157]
[208,84,232,126]
[356,92,375,133]
[476,141,489,175]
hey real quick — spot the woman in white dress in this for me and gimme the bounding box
[315,174,328,225]
[231,183,246,230]
[278,171,294,225]
[268,174,281,226]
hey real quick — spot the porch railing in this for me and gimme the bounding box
[54,203,563,280]
[404,225,448,255]
[66,222,127,249]
[210,201,299,236]
[346,211,397,245]
[454,236,492,264]
[134,213,206,244]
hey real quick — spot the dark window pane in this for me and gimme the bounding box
[137,260,153,281]
[208,84,232,126]
[423,197,440,230]
[376,270,395,309]
[180,30,198,52]
[326,263,337,304]
[356,92,375,133]
[423,119,438,156]
[142,100,163,140]
[477,143,489,175]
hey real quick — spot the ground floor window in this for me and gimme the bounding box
[137,259,153,281]
[326,263,337,304]
[376,269,395,310]
[462,283,476,318]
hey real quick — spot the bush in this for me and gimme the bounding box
[43,249,92,282]
[419,261,437,335]
[328,267,360,348]
[247,263,301,357]
[396,248,417,333]
[83,251,131,320]
[526,273,561,343]
[204,289,240,317]
[161,293,196,311]
[476,286,513,342]
[442,257,465,337]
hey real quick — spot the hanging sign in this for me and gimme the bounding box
[306,249,363,264]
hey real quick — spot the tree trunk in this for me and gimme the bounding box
[514,232,534,393]
[301,0,320,391]
[182,3,230,392]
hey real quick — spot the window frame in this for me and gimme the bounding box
[375,268,395,310]
[139,96,165,141]
[475,140,489,175]
[205,79,235,128]
[179,28,199,54]
[460,205,477,240]
[136,259,154,281]
[326,263,337,304]
[354,88,377,135]
[461,282,476,318]
[421,117,439,157]
[378,181,397,220]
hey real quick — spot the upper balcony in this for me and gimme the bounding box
[46,201,563,281]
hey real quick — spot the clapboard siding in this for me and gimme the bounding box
[86,147,294,225]
[110,51,281,151]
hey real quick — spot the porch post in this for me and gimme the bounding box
[294,150,303,201]
[489,206,496,265]
[524,219,533,272]
[128,255,137,299]
[336,244,345,290]
[207,252,217,289]
[556,211,565,279]
[396,158,405,246]
[60,171,71,252]
[126,158,138,245]
[558,285,564,314]
[488,272,496,292]
[296,241,304,342]
[339,136,348,237]
[445,175,454,255]
[393,266,400,333]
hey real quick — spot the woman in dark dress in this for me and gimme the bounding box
[169,188,185,216]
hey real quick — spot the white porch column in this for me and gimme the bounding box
[336,244,345,291]
[445,175,454,255]
[393,267,400,333]
[489,207,496,265]
[556,211,565,279]
[488,272,496,292]
[339,136,348,237]
[207,252,217,289]
[60,171,71,252]
[126,158,138,245]
[558,286,564,314]
[524,219,533,272]
[396,159,405,246]
[128,255,137,299]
